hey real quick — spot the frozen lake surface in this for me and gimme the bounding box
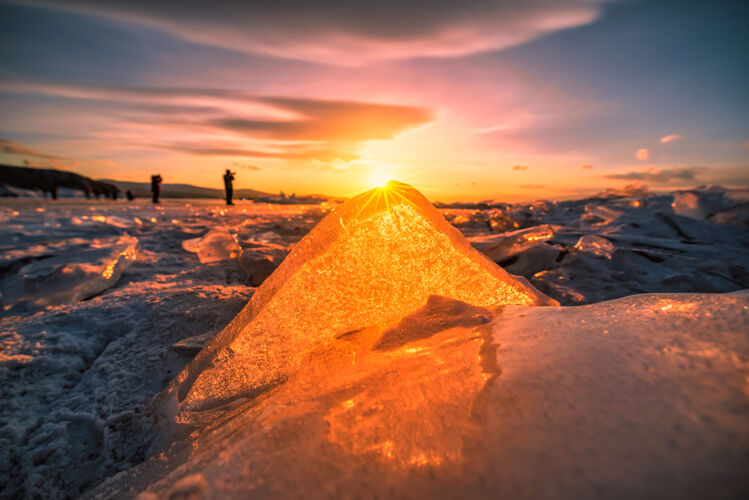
[0,187,747,498]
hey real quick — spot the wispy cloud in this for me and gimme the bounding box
[512,165,528,171]
[660,133,682,144]
[38,1,606,65]
[232,162,261,171]
[0,81,433,163]
[208,98,433,142]
[635,148,650,161]
[579,164,593,170]
[0,138,68,161]
[605,166,706,184]
[150,142,359,163]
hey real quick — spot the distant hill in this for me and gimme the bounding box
[1,164,119,198]
[100,179,270,200]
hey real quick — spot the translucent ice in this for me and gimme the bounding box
[672,186,749,224]
[574,234,615,258]
[93,292,749,499]
[237,242,288,286]
[154,181,555,421]
[0,234,137,310]
[469,224,558,263]
[182,227,240,263]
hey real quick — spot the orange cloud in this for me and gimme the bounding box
[151,142,359,163]
[512,165,528,171]
[232,162,261,171]
[579,164,593,169]
[635,148,650,161]
[210,98,433,142]
[660,134,682,144]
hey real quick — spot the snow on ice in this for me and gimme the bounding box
[0,183,747,498]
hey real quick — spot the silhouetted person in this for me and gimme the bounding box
[151,174,162,203]
[50,186,58,200]
[223,169,235,205]
[126,190,135,201]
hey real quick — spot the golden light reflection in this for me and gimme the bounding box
[183,296,498,483]
[101,238,138,280]
[159,181,553,418]
[656,299,697,313]
[369,168,393,189]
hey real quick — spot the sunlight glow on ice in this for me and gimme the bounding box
[155,181,554,417]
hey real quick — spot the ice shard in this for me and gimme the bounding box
[155,181,555,421]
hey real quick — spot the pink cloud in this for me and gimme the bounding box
[635,148,650,161]
[660,134,683,144]
[38,1,605,65]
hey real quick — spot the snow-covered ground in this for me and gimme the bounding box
[0,187,747,498]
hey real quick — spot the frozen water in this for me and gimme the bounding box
[445,191,749,305]
[672,185,749,224]
[88,291,749,499]
[153,181,553,425]
[0,199,321,498]
[574,234,615,258]
[0,234,137,311]
[1,186,748,498]
[468,224,558,262]
[237,242,287,286]
[182,227,240,263]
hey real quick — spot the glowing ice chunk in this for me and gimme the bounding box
[182,228,240,263]
[154,181,555,419]
[0,234,138,309]
[574,234,615,258]
[469,224,558,263]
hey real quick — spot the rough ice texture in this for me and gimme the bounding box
[181,227,240,263]
[446,191,749,305]
[0,200,319,498]
[157,182,552,421]
[672,185,749,224]
[0,234,137,311]
[487,291,749,499]
[87,292,749,499]
[1,185,748,498]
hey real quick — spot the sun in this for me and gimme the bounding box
[369,168,393,189]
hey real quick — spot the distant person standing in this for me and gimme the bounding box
[126,190,135,201]
[151,174,162,203]
[223,169,235,205]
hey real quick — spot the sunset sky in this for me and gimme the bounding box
[1,0,747,201]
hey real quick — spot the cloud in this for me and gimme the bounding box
[660,134,682,144]
[37,1,605,65]
[1,81,433,146]
[232,162,261,171]
[605,166,706,184]
[209,98,433,142]
[635,148,650,161]
[0,138,68,161]
[579,164,593,169]
[152,142,359,163]
[512,165,528,170]
[518,184,545,189]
